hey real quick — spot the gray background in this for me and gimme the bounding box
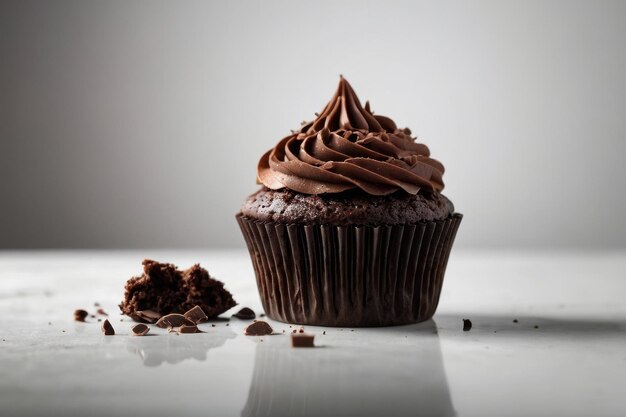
[1,0,625,249]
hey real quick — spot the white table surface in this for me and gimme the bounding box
[1,249,625,417]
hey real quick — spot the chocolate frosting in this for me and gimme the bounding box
[257,76,445,196]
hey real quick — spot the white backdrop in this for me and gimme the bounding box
[2,0,625,249]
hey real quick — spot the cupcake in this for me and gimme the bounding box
[236,76,462,327]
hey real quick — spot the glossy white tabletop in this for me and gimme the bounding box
[1,250,625,417]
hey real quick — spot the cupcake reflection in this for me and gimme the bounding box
[242,320,455,417]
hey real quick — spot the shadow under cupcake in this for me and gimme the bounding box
[237,76,462,327]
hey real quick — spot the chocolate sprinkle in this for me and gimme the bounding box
[131,323,150,336]
[73,309,88,322]
[184,305,208,324]
[462,319,472,331]
[244,320,273,336]
[101,319,115,336]
[233,307,256,320]
[291,333,315,348]
[513,319,519,323]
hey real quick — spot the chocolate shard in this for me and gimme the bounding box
[184,305,208,324]
[178,324,199,334]
[232,307,256,320]
[156,314,195,329]
[131,309,162,324]
[244,320,273,336]
[463,319,472,331]
[101,319,115,336]
[291,333,315,348]
[73,309,88,322]
[131,323,150,336]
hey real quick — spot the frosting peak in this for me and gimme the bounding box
[257,77,445,196]
[300,76,397,134]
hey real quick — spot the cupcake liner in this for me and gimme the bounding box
[237,213,462,327]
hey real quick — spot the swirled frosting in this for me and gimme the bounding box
[257,77,445,196]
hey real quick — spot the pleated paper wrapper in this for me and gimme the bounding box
[236,213,462,327]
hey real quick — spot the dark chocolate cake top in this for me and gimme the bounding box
[257,76,445,196]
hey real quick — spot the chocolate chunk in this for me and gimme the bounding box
[73,309,88,322]
[291,333,315,348]
[156,314,195,329]
[178,324,199,334]
[119,259,237,322]
[184,305,208,324]
[462,319,472,331]
[232,307,256,320]
[132,309,161,324]
[131,323,150,336]
[244,320,273,336]
[101,319,115,335]
[96,308,108,316]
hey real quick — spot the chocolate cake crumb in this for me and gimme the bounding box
[463,319,472,331]
[260,313,266,317]
[291,333,315,348]
[119,259,237,322]
[74,309,88,322]
[102,319,115,335]
[131,324,150,336]
[97,318,102,322]
[232,307,256,320]
[244,321,273,336]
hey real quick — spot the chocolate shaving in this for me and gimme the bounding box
[178,324,199,334]
[131,323,150,336]
[156,314,195,329]
[463,319,472,331]
[244,320,273,336]
[101,319,115,335]
[184,305,208,324]
[132,310,161,324]
[73,309,88,322]
[291,333,315,348]
[232,307,256,320]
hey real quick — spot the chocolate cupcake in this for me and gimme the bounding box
[237,77,462,327]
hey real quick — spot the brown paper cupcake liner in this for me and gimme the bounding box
[236,213,462,327]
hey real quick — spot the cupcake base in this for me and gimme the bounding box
[236,213,462,327]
